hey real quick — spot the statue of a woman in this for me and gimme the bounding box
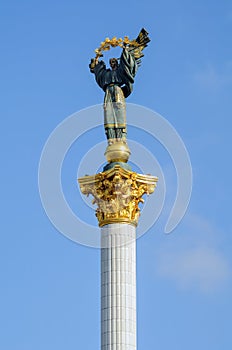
[89,29,150,145]
[90,48,137,143]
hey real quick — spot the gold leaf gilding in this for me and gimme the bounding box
[78,165,158,227]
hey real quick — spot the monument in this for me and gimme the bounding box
[78,28,158,350]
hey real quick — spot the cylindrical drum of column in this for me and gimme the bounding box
[101,223,136,350]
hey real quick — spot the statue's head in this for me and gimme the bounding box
[109,58,118,70]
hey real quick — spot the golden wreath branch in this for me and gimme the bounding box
[94,36,140,59]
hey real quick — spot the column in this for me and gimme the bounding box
[101,224,136,350]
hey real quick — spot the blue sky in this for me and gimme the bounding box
[1,0,232,349]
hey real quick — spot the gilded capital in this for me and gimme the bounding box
[78,165,158,227]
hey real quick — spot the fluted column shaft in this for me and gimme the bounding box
[101,223,136,350]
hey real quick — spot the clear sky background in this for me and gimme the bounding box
[1,0,232,349]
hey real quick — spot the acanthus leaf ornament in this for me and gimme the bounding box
[78,165,158,227]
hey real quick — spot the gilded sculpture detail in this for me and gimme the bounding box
[79,165,158,227]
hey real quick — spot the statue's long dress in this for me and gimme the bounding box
[93,49,137,141]
[103,85,126,140]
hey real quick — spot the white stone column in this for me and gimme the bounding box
[79,164,157,349]
[101,223,136,350]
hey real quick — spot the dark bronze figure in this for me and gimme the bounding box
[89,28,150,144]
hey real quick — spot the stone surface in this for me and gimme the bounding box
[101,224,136,350]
